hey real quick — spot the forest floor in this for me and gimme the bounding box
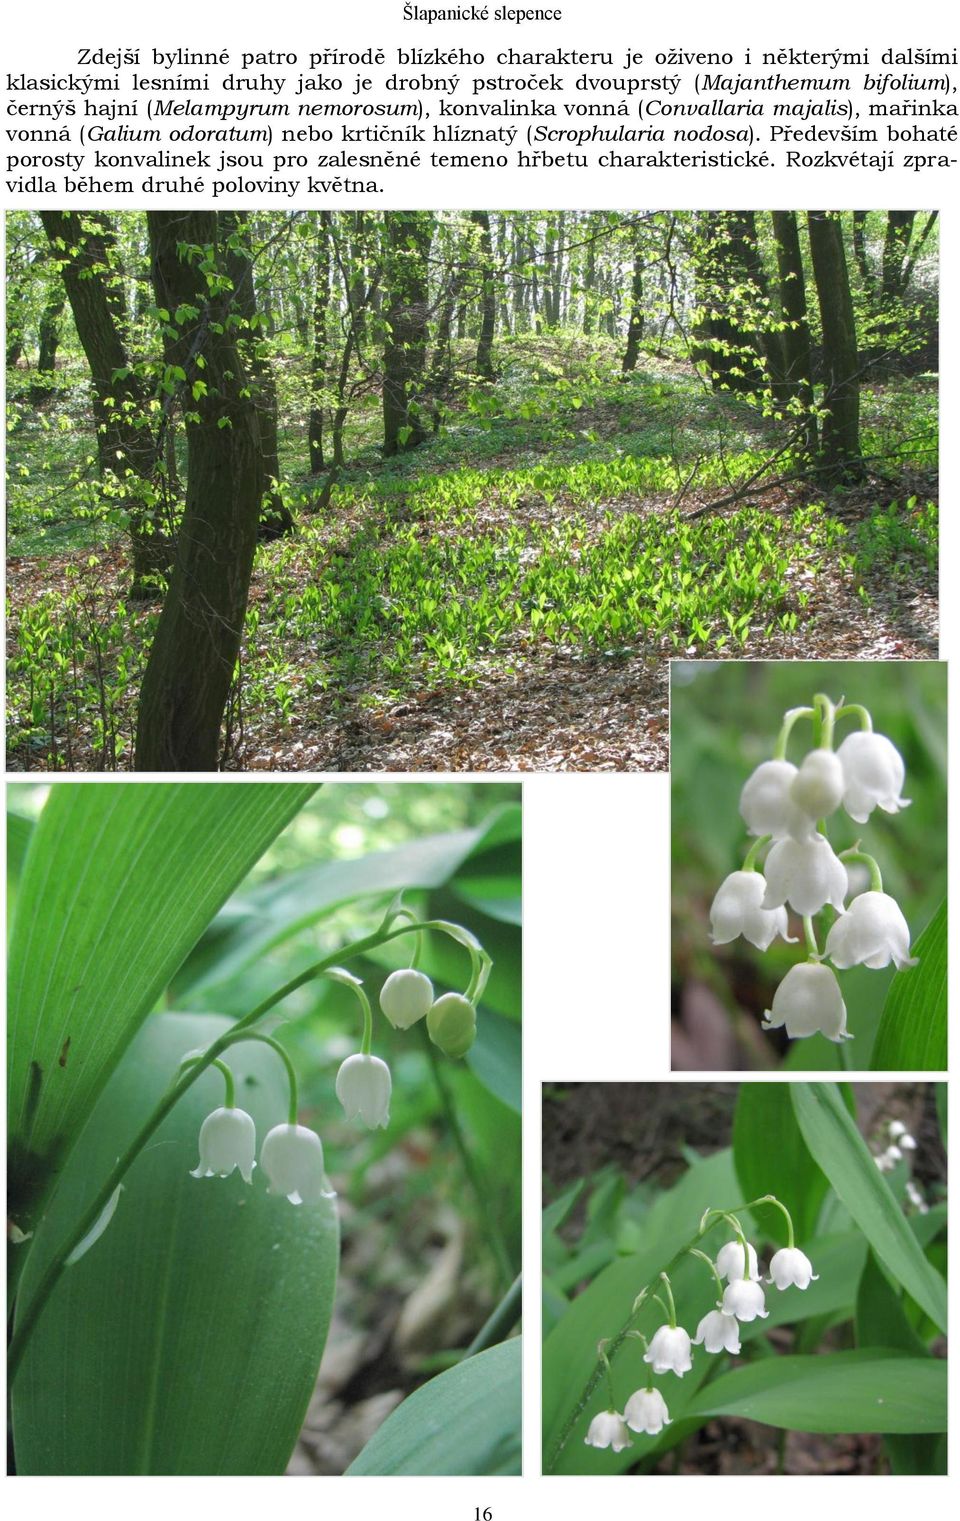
[6,338,939,772]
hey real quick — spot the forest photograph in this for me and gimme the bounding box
[5,209,939,773]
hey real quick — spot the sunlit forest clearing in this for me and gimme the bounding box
[5,210,938,772]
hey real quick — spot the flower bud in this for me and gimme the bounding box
[584,1410,631,1452]
[624,1387,671,1435]
[710,871,796,951]
[739,759,801,838]
[427,993,477,1058]
[762,961,852,1043]
[379,968,434,1030]
[825,891,917,971]
[190,1106,256,1184]
[643,1324,693,1377]
[761,835,848,916]
[715,1239,760,1282]
[335,1053,392,1129]
[693,1308,742,1354]
[767,1246,819,1291]
[789,748,844,822]
[260,1122,331,1206]
[836,730,910,823]
[721,1277,769,1322]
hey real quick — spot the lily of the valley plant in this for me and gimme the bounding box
[583,1194,816,1455]
[710,693,917,1044]
[7,900,492,1385]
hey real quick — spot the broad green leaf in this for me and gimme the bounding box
[465,1006,520,1113]
[8,783,315,1233]
[12,1013,338,1474]
[733,1082,835,1245]
[686,1350,946,1434]
[791,1084,947,1333]
[346,1338,520,1475]
[6,808,35,886]
[872,899,946,1070]
[857,1249,928,1356]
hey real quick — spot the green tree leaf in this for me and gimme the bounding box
[12,1013,338,1474]
[346,1339,521,1475]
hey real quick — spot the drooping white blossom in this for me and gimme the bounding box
[260,1123,332,1206]
[768,1246,819,1291]
[584,1410,632,1452]
[825,891,917,971]
[643,1324,693,1377]
[836,731,910,824]
[379,968,435,1030]
[715,1239,761,1283]
[789,748,845,827]
[740,759,811,840]
[710,871,796,951]
[762,961,852,1043]
[624,1387,672,1435]
[190,1106,256,1184]
[762,835,848,916]
[335,1053,392,1129]
[693,1308,742,1354]
[721,1276,769,1322]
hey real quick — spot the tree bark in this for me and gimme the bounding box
[770,211,817,455]
[134,211,265,771]
[308,211,331,474]
[382,212,432,457]
[807,210,862,479]
[621,233,645,373]
[471,210,496,380]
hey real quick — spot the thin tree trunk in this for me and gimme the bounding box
[382,212,432,457]
[621,236,645,373]
[472,210,496,381]
[770,211,817,455]
[309,211,332,475]
[134,211,265,771]
[807,210,862,479]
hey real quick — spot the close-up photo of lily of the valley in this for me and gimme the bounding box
[542,1081,946,1475]
[6,781,521,1475]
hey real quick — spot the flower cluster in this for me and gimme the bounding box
[709,694,916,1044]
[585,1196,816,1454]
[872,1117,929,1214]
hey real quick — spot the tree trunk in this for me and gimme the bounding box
[30,290,66,399]
[692,211,770,394]
[770,211,817,455]
[382,212,432,457]
[39,211,170,593]
[309,211,331,475]
[621,235,645,373]
[807,210,862,480]
[881,211,917,301]
[471,210,496,380]
[134,211,265,771]
[851,211,874,298]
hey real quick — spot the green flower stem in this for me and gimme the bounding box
[547,1199,770,1472]
[803,916,821,959]
[323,968,374,1057]
[220,1029,299,1125]
[813,693,836,751]
[179,1053,235,1108]
[835,703,872,732]
[839,848,884,893]
[774,706,815,760]
[597,1339,617,1409]
[743,834,771,872]
[753,1193,795,1249]
[419,1026,513,1292]
[688,1246,725,1299]
[8,913,473,1386]
[659,1272,678,1328]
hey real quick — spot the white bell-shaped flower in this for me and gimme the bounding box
[693,1307,742,1354]
[721,1276,769,1322]
[190,1106,256,1184]
[836,730,910,823]
[715,1239,760,1282]
[888,1120,907,1140]
[710,871,796,952]
[825,891,917,971]
[789,748,844,825]
[643,1324,693,1377]
[584,1410,632,1452]
[762,961,852,1043]
[905,1180,929,1214]
[379,968,435,1029]
[762,835,848,916]
[335,1053,392,1129]
[740,758,810,839]
[768,1246,819,1291]
[624,1387,672,1435]
[260,1122,330,1205]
